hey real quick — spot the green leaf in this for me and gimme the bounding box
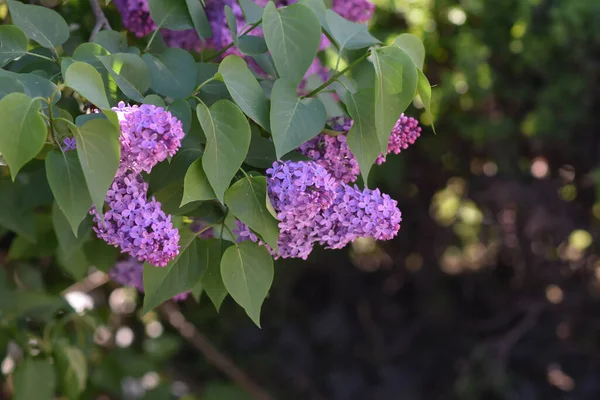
[55,345,87,400]
[224,6,267,56]
[345,88,379,181]
[98,53,151,102]
[143,48,197,99]
[0,25,28,67]
[93,30,128,54]
[75,118,121,217]
[325,10,380,51]
[57,247,89,282]
[0,180,36,241]
[0,93,46,180]
[239,0,263,24]
[7,0,68,49]
[299,0,328,28]
[13,358,56,400]
[417,69,436,133]
[370,46,418,152]
[221,241,273,327]
[148,0,193,31]
[245,125,276,168]
[262,2,322,87]
[149,135,202,194]
[270,78,326,158]
[64,62,111,110]
[167,99,192,133]
[52,203,90,259]
[225,176,279,251]
[394,33,425,70]
[181,158,216,206]
[196,100,251,202]
[143,94,166,107]
[185,0,212,39]
[218,55,270,131]
[0,76,25,99]
[143,235,221,313]
[200,245,228,310]
[83,238,119,272]
[45,150,93,236]
[73,43,110,69]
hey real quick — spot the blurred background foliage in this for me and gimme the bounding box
[2,0,600,399]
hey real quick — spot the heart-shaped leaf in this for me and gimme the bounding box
[270,78,326,158]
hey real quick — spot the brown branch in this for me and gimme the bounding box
[89,0,112,41]
[159,301,273,400]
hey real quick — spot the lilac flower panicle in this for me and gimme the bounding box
[113,102,185,175]
[91,172,180,266]
[238,161,401,259]
[161,29,203,52]
[109,257,190,301]
[332,0,375,23]
[62,137,77,152]
[298,117,359,183]
[114,0,156,37]
[376,114,421,164]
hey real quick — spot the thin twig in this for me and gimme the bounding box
[159,301,273,400]
[89,0,112,41]
[495,302,544,364]
[61,270,110,295]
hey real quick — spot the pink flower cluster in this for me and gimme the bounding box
[298,114,421,182]
[235,160,402,259]
[109,257,190,301]
[91,102,184,267]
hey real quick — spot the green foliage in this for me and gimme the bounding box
[262,2,322,86]
[221,241,274,326]
[196,100,251,202]
[0,1,433,396]
[224,175,279,251]
[270,78,326,158]
[0,26,28,67]
[75,118,121,215]
[0,93,46,180]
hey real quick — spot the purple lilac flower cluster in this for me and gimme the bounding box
[113,102,185,175]
[375,113,422,165]
[235,160,401,259]
[332,0,375,23]
[91,172,180,267]
[298,117,359,184]
[109,257,190,301]
[90,102,184,267]
[298,114,421,181]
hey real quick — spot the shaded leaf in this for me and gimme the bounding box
[325,10,379,51]
[0,25,28,67]
[148,0,194,30]
[93,30,128,54]
[221,241,273,327]
[245,125,276,168]
[262,2,322,86]
[7,0,68,49]
[143,234,221,313]
[75,118,121,217]
[345,88,379,181]
[45,150,93,236]
[143,48,197,99]
[417,69,436,133]
[181,157,216,206]
[13,358,56,400]
[0,76,24,100]
[219,55,270,131]
[55,345,87,400]
[196,100,251,202]
[224,176,279,251]
[270,78,326,158]
[0,93,46,180]
[186,0,212,39]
